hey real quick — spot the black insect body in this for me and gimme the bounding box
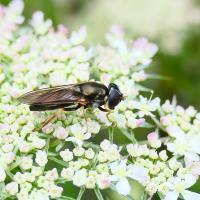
[19,82,123,112]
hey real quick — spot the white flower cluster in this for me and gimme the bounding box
[127,132,200,199]
[0,1,199,200]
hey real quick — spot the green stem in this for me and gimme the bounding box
[9,159,21,171]
[109,127,114,142]
[50,139,61,148]
[94,188,104,200]
[130,131,137,144]
[83,142,100,150]
[48,152,58,157]
[48,157,68,167]
[45,137,51,153]
[5,169,13,179]
[150,116,166,132]
[59,196,75,200]
[76,187,85,200]
[120,129,133,141]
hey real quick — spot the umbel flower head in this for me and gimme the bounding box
[0,1,200,200]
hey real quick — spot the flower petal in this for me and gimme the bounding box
[185,152,200,162]
[182,190,200,200]
[116,178,131,196]
[127,165,149,184]
[164,191,179,200]
[166,125,185,140]
[184,174,197,188]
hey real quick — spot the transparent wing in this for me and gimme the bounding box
[19,85,88,106]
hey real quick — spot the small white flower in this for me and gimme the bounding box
[100,140,111,151]
[13,172,26,184]
[67,123,91,145]
[147,131,161,148]
[168,158,182,171]
[29,189,49,200]
[48,185,63,199]
[85,148,95,159]
[73,146,85,157]
[60,149,73,162]
[42,123,54,134]
[2,143,14,152]
[31,166,43,177]
[149,149,158,160]
[85,175,96,189]
[0,123,10,134]
[5,181,18,195]
[30,11,52,35]
[110,161,127,178]
[166,125,185,140]
[61,168,74,180]
[166,129,200,161]
[4,152,15,165]
[19,141,32,153]
[127,144,143,157]
[162,100,173,113]
[87,120,101,134]
[133,96,160,117]
[108,112,126,128]
[96,164,109,174]
[159,150,168,161]
[97,151,108,163]
[53,127,68,140]
[96,174,110,189]
[19,156,33,170]
[164,175,200,200]
[186,106,197,118]
[95,110,112,126]
[31,137,46,149]
[49,70,67,86]
[72,169,87,187]
[70,26,87,45]
[35,150,48,167]
[0,167,6,182]
[45,168,58,181]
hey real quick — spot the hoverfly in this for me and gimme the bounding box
[19,82,124,127]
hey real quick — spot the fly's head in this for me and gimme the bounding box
[107,83,123,110]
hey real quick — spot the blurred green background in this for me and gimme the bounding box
[1,0,200,109]
[1,0,200,199]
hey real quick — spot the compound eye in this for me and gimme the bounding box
[108,89,122,109]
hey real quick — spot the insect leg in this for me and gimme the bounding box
[82,108,88,133]
[41,109,62,128]
[98,106,110,112]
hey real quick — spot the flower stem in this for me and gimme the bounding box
[109,127,114,142]
[150,116,166,132]
[5,169,13,179]
[76,187,85,200]
[94,188,104,200]
[120,129,133,141]
[48,157,68,167]
[59,196,75,200]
